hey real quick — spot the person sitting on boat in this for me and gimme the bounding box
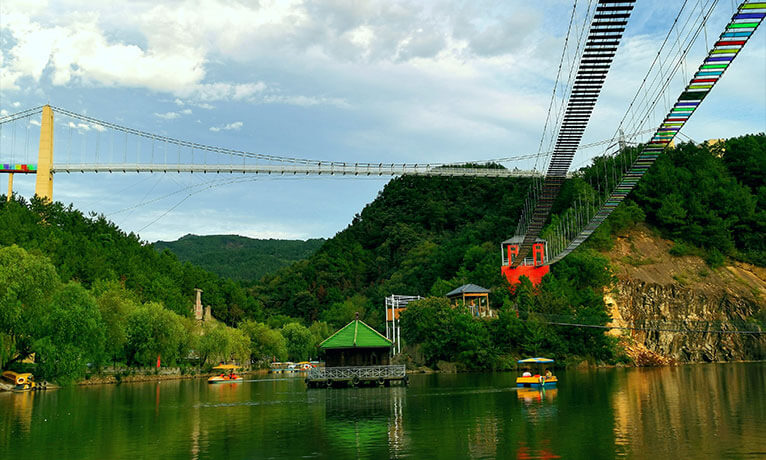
[522,369,532,377]
[545,369,552,378]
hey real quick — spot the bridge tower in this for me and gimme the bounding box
[501,236,550,286]
[34,105,54,201]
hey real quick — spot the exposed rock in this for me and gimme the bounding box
[604,225,765,363]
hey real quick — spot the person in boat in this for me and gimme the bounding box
[545,369,552,378]
[522,369,532,377]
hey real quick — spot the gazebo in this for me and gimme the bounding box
[319,317,392,367]
[446,284,493,318]
[306,315,407,388]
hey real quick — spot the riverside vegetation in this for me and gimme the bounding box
[0,134,763,383]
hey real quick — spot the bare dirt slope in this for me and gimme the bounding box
[602,224,765,364]
[606,224,765,303]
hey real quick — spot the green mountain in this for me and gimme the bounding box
[1,134,762,376]
[154,235,325,282]
[251,133,765,334]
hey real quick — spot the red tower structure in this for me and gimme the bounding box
[501,236,550,286]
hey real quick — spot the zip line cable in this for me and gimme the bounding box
[540,320,764,335]
[595,0,694,159]
[536,0,580,172]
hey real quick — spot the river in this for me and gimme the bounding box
[1,363,763,459]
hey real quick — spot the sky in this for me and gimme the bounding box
[1,0,764,242]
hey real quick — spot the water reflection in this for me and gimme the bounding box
[610,364,766,459]
[322,386,408,457]
[0,365,762,459]
[517,387,558,426]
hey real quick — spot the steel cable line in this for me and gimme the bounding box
[536,0,581,172]
[0,106,44,124]
[45,106,551,173]
[537,320,764,334]
[49,106,321,166]
[107,175,257,216]
[625,1,720,135]
[543,0,596,173]
[519,313,764,334]
[575,0,710,174]
[563,2,715,227]
[512,0,638,265]
[550,0,757,264]
[440,128,656,167]
[587,0,694,163]
[619,0,715,142]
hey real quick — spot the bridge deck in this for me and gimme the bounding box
[49,163,551,178]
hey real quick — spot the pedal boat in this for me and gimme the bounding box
[207,364,244,384]
[516,357,557,388]
[2,371,37,391]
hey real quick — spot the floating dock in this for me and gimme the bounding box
[305,365,407,388]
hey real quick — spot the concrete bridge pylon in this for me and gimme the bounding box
[33,105,54,202]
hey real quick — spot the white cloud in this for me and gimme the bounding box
[1,8,205,92]
[182,82,267,102]
[154,111,180,120]
[209,121,243,132]
[154,108,192,119]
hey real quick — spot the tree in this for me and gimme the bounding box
[308,321,332,350]
[239,320,288,363]
[198,322,251,366]
[0,245,60,368]
[33,283,105,383]
[94,281,139,366]
[320,294,369,329]
[281,322,314,361]
[125,302,187,366]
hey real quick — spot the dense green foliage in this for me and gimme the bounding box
[154,234,324,281]
[249,134,764,368]
[0,197,262,324]
[631,134,766,265]
[0,134,761,379]
[400,249,617,369]
[0,246,323,383]
[254,174,531,325]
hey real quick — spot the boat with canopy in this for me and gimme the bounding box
[515,357,557,388]
[207,364,244,384]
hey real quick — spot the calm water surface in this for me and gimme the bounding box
[1,363,764,459]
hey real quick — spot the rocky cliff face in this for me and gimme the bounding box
[603,225,765,364]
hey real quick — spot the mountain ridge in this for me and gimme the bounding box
[153,234,325,282]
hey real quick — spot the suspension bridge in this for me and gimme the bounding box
[1,1,763,280]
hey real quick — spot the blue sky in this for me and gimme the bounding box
[1,0,764,242]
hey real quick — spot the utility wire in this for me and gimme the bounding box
[542,320,764,335]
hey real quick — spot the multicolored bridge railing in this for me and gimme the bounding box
[1,164,37,174]
[550,1,765,264]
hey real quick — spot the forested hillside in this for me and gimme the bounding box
[154,234,324,281]
[0,198,261,324]
[254,134,765,320]
[0,133,762,381]
[250,133,764,368]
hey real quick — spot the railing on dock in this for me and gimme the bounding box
[308,365,406,381]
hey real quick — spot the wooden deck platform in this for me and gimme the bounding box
[305,365,408,388]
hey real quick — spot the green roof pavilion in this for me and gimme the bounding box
[319,318,392,367]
